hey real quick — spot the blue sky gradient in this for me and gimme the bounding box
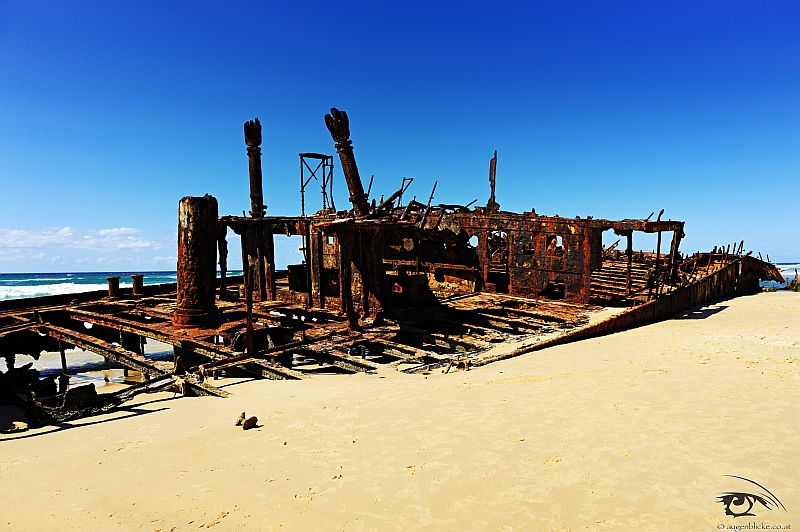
[1,1,798,272]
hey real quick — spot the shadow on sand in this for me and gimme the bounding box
[0,395,180,441]
[673,305,728,320]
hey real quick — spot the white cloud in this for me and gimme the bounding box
[96,227,139,236]
[0,226,169,252]
[0,251,26,263]
[0,227,75,248]
[31,252,44,259]
[149,255,178,264]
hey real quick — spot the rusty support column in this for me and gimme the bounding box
[304,221,313,307]
[131,274,144,296]
[58,340,69,393]
[240,232,248,300]
[245,260,254,356]
[624,231,633,296]
[242,225,272,302]
[310,229,324,308]
[338,231,357,329]
[668,225,684,284]
[262,225,276,301]
[58,341,67,374]
[479,232,490,291]
[415,238,421,275]
[364,227,386,322]
[173,195,219,327]
[358,231,369,321]
[580,228,592,304]
[245,118,265,218]
[106,276,120,299]
[218,222,228,299]
[654,230,663,297]
[257,228,267,302]
[242,229,260,301]
[237,230,255,354]
[324,108,370,217]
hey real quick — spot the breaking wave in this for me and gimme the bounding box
[0,282,129,300]
[777,263,799,278]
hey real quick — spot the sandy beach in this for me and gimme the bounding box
[1,291,798,531]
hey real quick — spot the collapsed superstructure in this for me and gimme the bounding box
[0,108,784,426]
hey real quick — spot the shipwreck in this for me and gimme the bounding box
[0,108,784,426]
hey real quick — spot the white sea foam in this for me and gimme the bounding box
[0,282,131,300]
[778,264,799,279]
[4,277,69,282]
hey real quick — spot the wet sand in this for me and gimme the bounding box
[1,291,798,531]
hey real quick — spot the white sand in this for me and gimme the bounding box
[1,291,798,531]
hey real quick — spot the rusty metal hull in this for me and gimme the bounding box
[473,256,771,368]
[0,106,785,427]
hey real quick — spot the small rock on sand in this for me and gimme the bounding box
[242,416,258,430]
[235,412,246,426]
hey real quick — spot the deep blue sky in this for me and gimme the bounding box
[1,1,798,272]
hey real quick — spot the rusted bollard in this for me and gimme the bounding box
[106,276,121,299]
[131,274,144,296]
[173,194,219,327]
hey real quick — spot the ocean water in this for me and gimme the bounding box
[0,271,239,301]
[1,265,797,301]
[778,263,800,279]
[764,263,800,289]
[0,271,175,300]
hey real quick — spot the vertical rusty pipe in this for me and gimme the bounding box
[244,118,264,218]
[106,276,121,299]
[131,274,144,296]
[173,195,219,327]
[324,108,370,217]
